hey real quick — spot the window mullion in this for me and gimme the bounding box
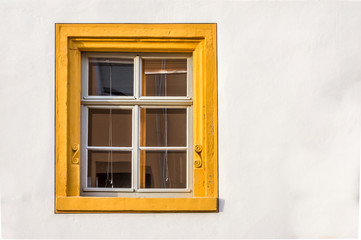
[132,105,139,191]
[81,99,193,106]
[133,56,140,191]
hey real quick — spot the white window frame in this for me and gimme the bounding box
[80,52,193,197]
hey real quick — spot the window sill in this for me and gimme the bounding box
[55,196,218,213]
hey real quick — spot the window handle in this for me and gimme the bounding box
[194,145,202,168]
[71,143,80,165]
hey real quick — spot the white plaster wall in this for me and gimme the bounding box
[0,0,360,238]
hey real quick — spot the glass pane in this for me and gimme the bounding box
[140,108,187,147]
[142,59,187,96]
[87,151,132,188]
[140,151,187,188]
[89,58,134,96]
[88,108,132,147]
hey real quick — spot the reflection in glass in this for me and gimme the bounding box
[142,59,187,96]
[140,151,186,188]
[140,108,187,147]
[89,58,134,96]
[87,151,132,188]
[88,108,132,147]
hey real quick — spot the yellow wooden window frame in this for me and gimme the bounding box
[55,24,218,213]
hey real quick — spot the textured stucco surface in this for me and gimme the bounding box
[0,0,360,238]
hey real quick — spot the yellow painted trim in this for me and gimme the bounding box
[55,24,218,212]
[56,197,217,213]
[69,39,199,52]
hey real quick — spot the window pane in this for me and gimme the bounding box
[140,151,186,188]
[88,108,132,147]
[87,151,132,188]
[142,59,187,96]
[140,108,187,147]
[89,58,134,96]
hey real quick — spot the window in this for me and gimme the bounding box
[55,24,218,212]
[81,53,193,196]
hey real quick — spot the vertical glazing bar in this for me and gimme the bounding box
[134,56,140,99]
[81,54,87,98]
[80,106,88,190]
[139,107,147,188]
[139,57,146,188]
[187,106,193,190]
[187,56,193,99]
[140,57,146,96]
[132,106,138,191]
[187,57,193,190]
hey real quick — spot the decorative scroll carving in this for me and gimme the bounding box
[71,143,80,165]
[194,145,202,168]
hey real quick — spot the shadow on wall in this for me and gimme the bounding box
[219,198,225,212]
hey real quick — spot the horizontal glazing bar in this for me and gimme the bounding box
[89,59,133,64]
[87,105,134,109]
[85,96,136,100]
[141,55,191,58]
[145,70,187,75]
[87,146,133,151]
[139,96,192,100]
[136,188,192,193]
[139,147,188,151]
[83,188,135,192]
[81,99,192,106]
